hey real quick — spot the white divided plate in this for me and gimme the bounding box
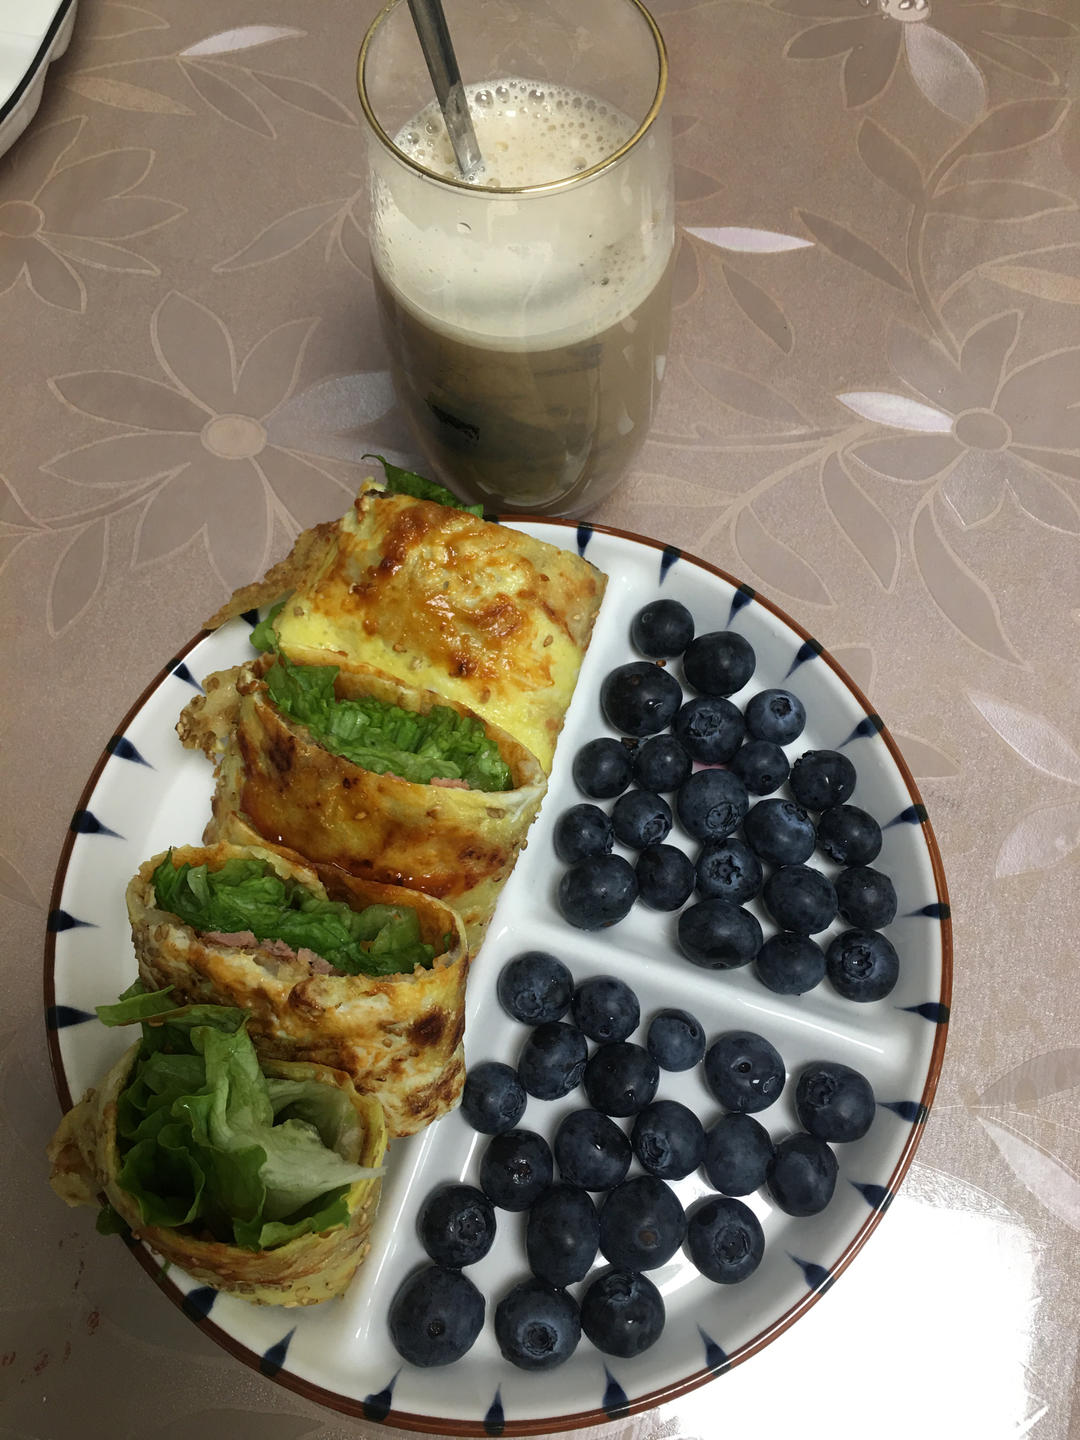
[46,519,951,1435]
[0,0,78,162]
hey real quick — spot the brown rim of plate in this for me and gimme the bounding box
[43,516,952,1437]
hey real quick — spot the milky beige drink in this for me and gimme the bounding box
[359,2,673,516]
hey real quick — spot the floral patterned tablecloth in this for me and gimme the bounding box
[3,1,1078,1437]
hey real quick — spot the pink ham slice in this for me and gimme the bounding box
[199,929,339,975]
[201,929,258,947]
[299,949,336,975]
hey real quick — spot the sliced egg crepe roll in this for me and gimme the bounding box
[178,650,546,949]
[203,479,606,774]
[47,993,388,1306]
[126,843,469,1137]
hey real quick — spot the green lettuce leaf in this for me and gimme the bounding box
[150,852,437,976]
[96,986,177,1026]
[261,648,512,792]
[95,1204,131,1238]
[250,597,286,654]
[364,453,484,516]
[265,1078,365,1163]
[109,997,381,1249]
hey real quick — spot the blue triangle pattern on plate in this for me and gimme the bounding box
[879,1099,928,1124]
[698,1325,729,1372]
[850,1180,892,1210]
[181,1286,217,1321]
[790,1254,833,1292]
[362,1374,396,1422]
[47,909,95,932]
[70,809,122,839]
[727,583,755,625]
[659,544,680,583]
[259,1327,294,1377]
[171,661,202,691]
[912,901,949,919]
[888,803,928,826]
[785,637,823,675]
[901,1002,950,1024]
[46,1005,95,1029]
[576,523,594,556]
[602,1367,631,1419]
[483,1387,505,1436]
[841,714,884,745]
[106,735,151,767]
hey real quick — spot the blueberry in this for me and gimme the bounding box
[816,804,882,866]
[789,749,857,811]
[417,1184,497,1267]
[825,929,900,1001]
[580,1268,665,1358]
[695,837,762,904]
[631,1100,705,1179]
[480,1129,554,1211]
[795,1061,876,1143]
[676,769,749,841]
[742,798,816,866]
[835,865,897,929]
[677,899,762,970]
[598,1176,686,1270]
[766,1132,838,1216]
[673,696,745,763]
[571,975,640,1044]
[526,1184,599,1287]
[553,1108,632,1191]
[744,687,806,745]
[704,1031,785,1114]
[553,803,614,864]
[601,661,682,737]
[763,864,838,934]
[584,1041,660,1116]
[702,1112,775,1195]
[729,740,790,796]
[497,952,574,1025]
[572,737,633,800]
[631,599,695,658]
[518,1022,588,1100]
[632,734,692,792]
[755,932,826,995]
[686,1197,765,1284]
[683,630,756,697]
[636,844,696,910]
[611,789,672,849]
[494,1278,581,1371]
[645,1008,706,1071]
[388,1264,485,1366]
[557,854,638,929]
[461,1060,527,1133]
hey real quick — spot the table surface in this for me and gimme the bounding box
[4,1,1079,1437]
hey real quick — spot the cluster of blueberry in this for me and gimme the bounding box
[387,952,875,1372]
[555,600,900,1002]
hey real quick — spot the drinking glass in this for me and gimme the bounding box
[358,0,673,517]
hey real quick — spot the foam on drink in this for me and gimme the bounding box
[373,79,669,351]
[395,78,635,187]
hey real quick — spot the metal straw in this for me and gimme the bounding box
[406,0,484,180]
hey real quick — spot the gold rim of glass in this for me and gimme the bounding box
[356,0,668,196]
